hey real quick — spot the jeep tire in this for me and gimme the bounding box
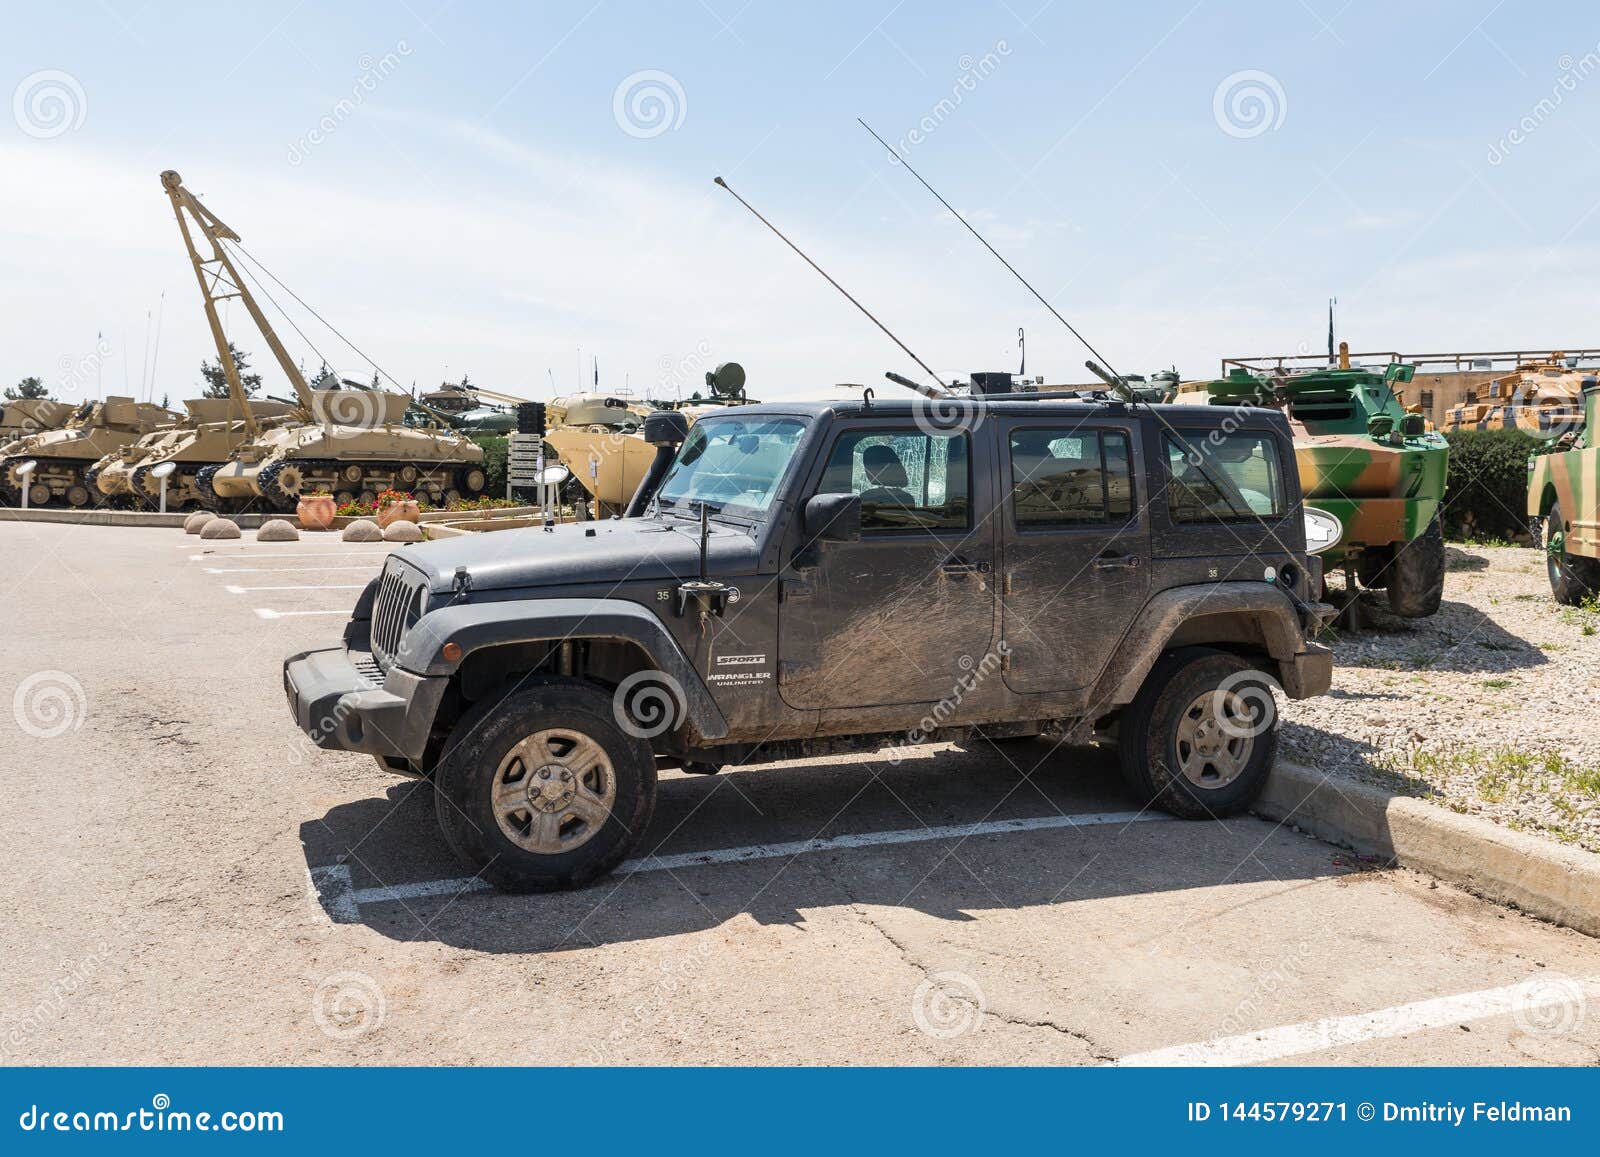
[435,679,658,892]
[1385,516,1445,618]
[1546,500,1600,606]
[1117,647,1278,819]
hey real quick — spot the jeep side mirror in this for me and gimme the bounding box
[804,492,861,543]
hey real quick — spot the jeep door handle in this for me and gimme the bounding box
[941,557,991,575]
[1092,552,1142,571]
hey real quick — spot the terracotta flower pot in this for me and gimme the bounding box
[377,499,421,528]
[297,494,336,531]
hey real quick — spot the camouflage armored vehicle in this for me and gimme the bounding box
[1443,355,1589,437]
[287,393,1333,891]
[0,396,179,507]
[0,398,74,449]
[1176,364,1449,617]
[1527,375,1600,604]
[91,396,300,509]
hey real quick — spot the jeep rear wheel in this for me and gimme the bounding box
[435,680,658,892]
[1546,500,1600,606]
[1385,516,1445,618]
[1117,648,1278,819]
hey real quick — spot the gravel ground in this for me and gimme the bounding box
[1282,543,1600,853]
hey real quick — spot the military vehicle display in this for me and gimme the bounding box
[0,398,74,449]
[91,396,300,509]
[544,363,753,514]
[161,168,488,514]
[286,394,1333,891]
[0,396,179,507]
[1443,355,1591,437]
[1527,375,1600,604]
[1175,363,1450,618]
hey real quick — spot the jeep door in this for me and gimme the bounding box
[777,423,998,709]
[997,416,1150,693]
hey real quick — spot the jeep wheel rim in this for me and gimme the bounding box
[1174,691,1254,789]
[492,728,616,854]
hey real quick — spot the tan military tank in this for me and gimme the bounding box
[0,396,179,507]
[1,398,74,450]
[544,363,754,514]
[160,168,488,513]
[1442,355,1590,436]
[91,396,300,510]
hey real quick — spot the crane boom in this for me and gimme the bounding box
[160,170,313,423]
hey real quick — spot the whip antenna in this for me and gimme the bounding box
[712,175,948,399]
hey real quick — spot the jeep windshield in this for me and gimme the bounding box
[654,415,808,518]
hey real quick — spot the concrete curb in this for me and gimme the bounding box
[1258,760,1600,939]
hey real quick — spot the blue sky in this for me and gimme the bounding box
[4,1,1600,402]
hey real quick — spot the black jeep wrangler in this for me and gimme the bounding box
[285,394,1332,891]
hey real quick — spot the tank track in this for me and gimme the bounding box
[0,455,102,508]
[256,457,486,513]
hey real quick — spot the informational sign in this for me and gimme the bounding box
[507,433,544,485]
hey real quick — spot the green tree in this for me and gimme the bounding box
[5,375,50,401]
[200,342,262,399]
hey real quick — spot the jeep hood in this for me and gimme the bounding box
[395,516,763,593]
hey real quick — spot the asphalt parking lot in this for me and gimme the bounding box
[4,519,1600,1066]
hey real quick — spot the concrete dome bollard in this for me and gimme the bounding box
[256,518,300,542]
[199,517,241,540]
[183,511,217,534]
[342,518,382,542]
[381,519,423,542]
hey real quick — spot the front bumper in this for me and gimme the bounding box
[1279,642,1334,700]
[283,645,448,760]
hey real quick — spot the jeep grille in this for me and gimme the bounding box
[370,557,428,670]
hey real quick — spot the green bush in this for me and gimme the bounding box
[1440,429,1539,541]
[473,434,507,497]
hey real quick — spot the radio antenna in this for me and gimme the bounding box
[857,118,1314,573]
[713,175,948,399]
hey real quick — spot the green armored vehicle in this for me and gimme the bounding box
[1527,374,1599,604]
[1176,364,1450,617]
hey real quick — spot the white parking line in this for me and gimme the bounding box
[188,550,392,560]
[226,583,368,593]
[307,810,1168,921]
[255,608,353,619]
[1113,974,1600,1066]
[205,565,382,574]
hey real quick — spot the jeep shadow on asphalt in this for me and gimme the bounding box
[298,739,1350,954]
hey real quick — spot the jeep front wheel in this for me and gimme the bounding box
[1117,648,1278,819]
[435,680,658,891]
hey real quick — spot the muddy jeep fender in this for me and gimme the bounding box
[397,596,729,740]
[1088,582,1329,713]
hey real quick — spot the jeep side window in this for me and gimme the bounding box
[818,429,970,533]
[1164,432,1282,522]
[1009,428,1134,527]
